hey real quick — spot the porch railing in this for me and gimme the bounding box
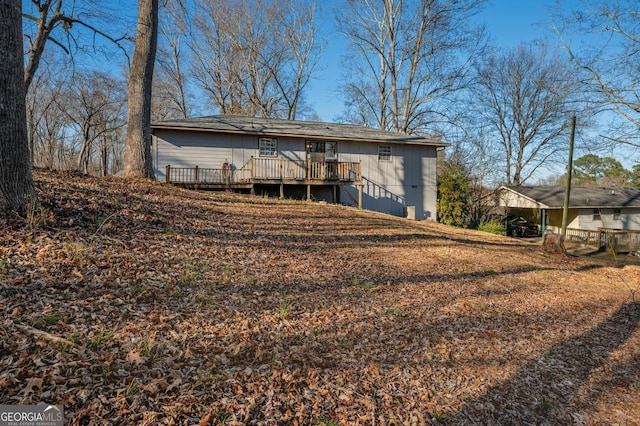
[165,157,361,186]
[565,227,640,253]
[565,228,603,247]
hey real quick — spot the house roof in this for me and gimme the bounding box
[501,185,640,209]
[151,115,449,147]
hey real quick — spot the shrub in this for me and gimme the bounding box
[437,161,471,227]
[478,220,505,236]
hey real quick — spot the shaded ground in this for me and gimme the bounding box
[566,242,640,267]
[1,169,639,425]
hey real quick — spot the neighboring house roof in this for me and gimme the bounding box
[151,115,449,147]
[501,186,640,209]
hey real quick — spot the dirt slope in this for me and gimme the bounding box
[1,169,639,425]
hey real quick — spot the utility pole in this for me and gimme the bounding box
[561,116,577,237]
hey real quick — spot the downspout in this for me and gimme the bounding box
[436,147,446,221]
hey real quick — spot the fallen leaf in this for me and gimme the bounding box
[126,349,145,365]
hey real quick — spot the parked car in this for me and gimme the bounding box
[503,215,540,238]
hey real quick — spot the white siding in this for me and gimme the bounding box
[497,190,541,209]
[578,208,640,231]
[154,130,233,181]
[337,142,437,219]
[153,130,307,180]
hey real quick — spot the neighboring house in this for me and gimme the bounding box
[151,115,447,219]
[497,185,640,233]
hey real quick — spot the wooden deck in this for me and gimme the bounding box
[165,157,363,206]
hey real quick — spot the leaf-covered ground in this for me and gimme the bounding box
[1,169,639,425]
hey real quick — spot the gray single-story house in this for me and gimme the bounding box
[498,185,640,232]
[151,115,447,220]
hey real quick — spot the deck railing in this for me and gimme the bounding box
[565,227,640,253]
[251,158,361,182]
[166,166,230,185]
[565,228,604,247]
[165,157,361,186]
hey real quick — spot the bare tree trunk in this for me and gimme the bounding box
[24,0,131,96]
[76,127,92,175]
[100,138,108,177]
[0,0,35,213]
[124,0,158,179]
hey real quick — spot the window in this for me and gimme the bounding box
[592,209,601,221]
[378,145,392,161]
[613,208,621,220]
[259,138,277,157]
[305,141,338,160]
[325,142,337,159]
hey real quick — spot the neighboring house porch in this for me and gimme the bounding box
[497,185,640,252]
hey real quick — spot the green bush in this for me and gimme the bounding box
[437,161,471,227]
[477,220,505,236]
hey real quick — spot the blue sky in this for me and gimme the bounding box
[309,0,566,122]
[475,0,557,48]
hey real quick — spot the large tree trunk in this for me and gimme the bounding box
[0,0,35,213]
[123,0,158,179]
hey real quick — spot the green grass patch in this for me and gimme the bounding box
[316,419,339,426]
[0,257,8,274]
[178,257,207,287]
[386,307,404,316]
[278,300,292,320]
[89,329,115,349]
[195,294,216,308]
[352,277,376,289]
[31,315,65,328]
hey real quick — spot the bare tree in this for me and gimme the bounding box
[188,1,244,115]
[26,58,127,174]
[473,45,578,185]
[187,0,322,119]
[335,0,486,134]
[123,0,158,179]
[20,1,135,175]
[22,0,131,94]
[100,129,127,176]
[551,0,640,146]
[269,0,323,120]
[26,52,71,168]
[153,0,191,121]
[1,0,34,213]
[61,70,127,175]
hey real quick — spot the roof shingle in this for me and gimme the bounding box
[503,186,640,208]
[151,115,448,147]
